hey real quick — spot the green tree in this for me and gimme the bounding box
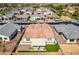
[72,11,79,19]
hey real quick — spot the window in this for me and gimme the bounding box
[48,38,52,41]
[70,39,74,42]
[48,13,51,15]
[36,18,40,20]
[38,13,40,14]
[26,38,30,41]
[4,38,7,40]
[27,13,30,15]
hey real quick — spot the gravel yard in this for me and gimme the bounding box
[0,30,25,55]
[60,44,79,55]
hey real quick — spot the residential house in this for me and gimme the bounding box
[63,6,75,14]
[25,8,33,15]
[5,11,14,20]
[1,16,8,20]
[7,23,22,32]
[35,7,59,20]
[0,25,3,29]
[0,24,17,42]
[0,23,22,42]
[20,23,56,50]
[30,14,44,21]
[53,24,79,43]
[13,10,20,15]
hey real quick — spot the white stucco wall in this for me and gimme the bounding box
[20,38,31,45]
[30,16,41,21]
[48,12,53,15]
[0,34,10,42]
[25,12,32,15]
[20,38,56,46]
[66,39,77,43]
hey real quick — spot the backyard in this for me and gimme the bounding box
[18,43,60,52]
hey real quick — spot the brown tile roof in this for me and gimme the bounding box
[23,23,55,39]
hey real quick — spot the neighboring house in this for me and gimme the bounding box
[15,13,30,21]
[35,7,51,15]
[53,24,66,33]
[15,14,22,20]
[0,23,22,42]
[47,9,54,15]
[20,8,33,16]
[0,24,17,42]
[0,25,3,29]
[53,24,79,43]
[35,8,59,19]
[20,24,56,50]
[30,14,44,21]
[21,14,30,21]
[14,9,31,20]
[5,23,22,32]
[13,10,20,20]
[20,9,26,12]
[25,9,33,16]
[44,9,59,19]
[63,6,75,14]
[5,11,14,20]
[2,16,8,20]
[34,8,43,15]
[13,10,20,15]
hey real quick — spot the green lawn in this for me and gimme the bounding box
[46,43,60,52]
